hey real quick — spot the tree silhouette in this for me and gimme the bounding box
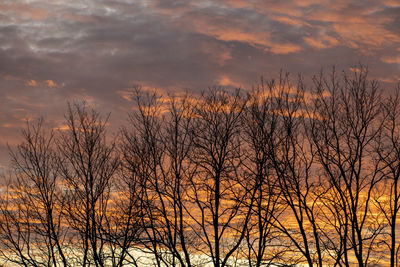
[0,66,398,266]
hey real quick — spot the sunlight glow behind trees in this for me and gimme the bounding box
[0,67,399,267]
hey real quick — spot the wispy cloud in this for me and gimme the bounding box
[0,0,399,166]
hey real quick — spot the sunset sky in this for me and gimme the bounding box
[0,0,399,169]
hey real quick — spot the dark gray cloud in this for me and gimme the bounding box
[0,0,399,168]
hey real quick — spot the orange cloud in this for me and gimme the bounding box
[304,35,339,50]
[333,23,400,51]
[117,90,133,102]
[223,0,303,17]
[198,42,233,66]
[26,79,37,87]
[45,80,56,87]
[305,9,400,53]
[217,75,240,87]
[268,43,302,54]
[187,19,301,55]
[349,67,362,73]
[381,56,400,64]
[1,123,15,128]
[53,124,69,131]
[377,77,400,83]
[383,0,400,7]
[269,15,309,26]
[219,51,233,66]
[0,3,51,21]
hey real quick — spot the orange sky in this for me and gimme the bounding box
[0,0,399,170]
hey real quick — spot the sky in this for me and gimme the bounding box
[0,0,399,169]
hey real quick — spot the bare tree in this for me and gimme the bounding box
[158,94,197,266]
[0,119,68,266]
[241,83,285,266]
[307,67,385,266]
[0,66,396,267]
[99,147,145,267]
[58,102,119,267]
[120,90,199,266]
[374,84,400,267]
[261,74,326,267]
[186,88,257,267]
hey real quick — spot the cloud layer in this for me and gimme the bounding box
[0,0,399,167]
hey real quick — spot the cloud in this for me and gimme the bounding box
[26,79,37,86]
[0,2,52,21]
[304,34,339,50]
[0,0,399,167]
[45,80,56,87]
[217,75,240,87]
[381,56,400,64]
